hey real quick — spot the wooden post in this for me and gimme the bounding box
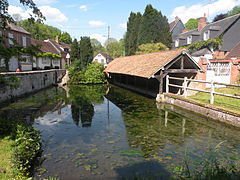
[210,80,215,104]
[166,75,169,93]
[159,70,164,94]
[165,111,168,127]
[183,77,187,98]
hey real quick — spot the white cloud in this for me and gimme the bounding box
[8,5,68,23]
[90,34,107,44]
[119,23,127,29]
[88,20,106,27]
[39,6,68,23]
[33,0,58,5]
[80,5,88,11]
[170,0,240,23]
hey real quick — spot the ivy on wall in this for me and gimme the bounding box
[184,37,223,51]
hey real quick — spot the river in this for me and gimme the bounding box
[0,85,239,180]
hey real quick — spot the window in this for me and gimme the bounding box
[42,58,49,64]
[203,30,210,41]
[101,59,104,64]
[175,39,179,47]
[53,59,59,64]
[8,33,14,45]
[22,36,27,47]
[187,35,192,45]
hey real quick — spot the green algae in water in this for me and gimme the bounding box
[120,150,145,156]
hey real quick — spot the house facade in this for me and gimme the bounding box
[169,16,185,47]
[0,22,32,71]
[31,39,61,70]
[93,53,113,67]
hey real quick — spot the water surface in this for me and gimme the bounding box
[0,85,239,180]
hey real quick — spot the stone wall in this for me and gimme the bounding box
[0,69,66,103]
[156,93,240,128]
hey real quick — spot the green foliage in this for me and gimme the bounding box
[185,37,223,51]
[0,75,21,89]
[107,39,124,59]
[136,42,168,55]
[125,12,142,56]
[79,37,94,70]
[0,0,44,29]
[137,4,172,48]
[12,124,42,177]
[227,6,240,17]
[35,52,61,58]
[59,32,72,44]
[91,38,106,56]
[69,62,106,84]
[185,18,198,30]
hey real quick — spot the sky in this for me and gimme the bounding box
[8,0,240,44]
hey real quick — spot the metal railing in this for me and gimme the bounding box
[166,75,240,104]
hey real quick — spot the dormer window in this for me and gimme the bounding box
[175,39,179,47]
[187,35,192,45]
[203,30,210,41]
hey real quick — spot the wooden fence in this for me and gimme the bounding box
[166,75,240,104]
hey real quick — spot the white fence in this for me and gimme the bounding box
[166,75,240,104]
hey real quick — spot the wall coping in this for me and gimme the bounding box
[0,69,66,76]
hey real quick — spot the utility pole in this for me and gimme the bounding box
[107,26,110,63]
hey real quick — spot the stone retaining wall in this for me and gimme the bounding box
[0,69,66,103]
[156,93,240,128]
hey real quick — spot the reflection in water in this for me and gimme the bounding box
[0,85,239,179]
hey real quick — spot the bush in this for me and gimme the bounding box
[12,124,42,177]
[69,62,106,84]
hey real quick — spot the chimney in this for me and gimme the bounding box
[175,16,179,23]
[198,13,207,31]
[55,36,59,43]
[182,29,189,33]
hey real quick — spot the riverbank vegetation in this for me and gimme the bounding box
[0,117,42,179]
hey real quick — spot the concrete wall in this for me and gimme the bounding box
[0,69,66,103]
[156,93,240,127]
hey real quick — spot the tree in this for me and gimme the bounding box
[136,42,168,55]
[125,12,142,56]
[185,18,198,30]
[107,39,124,59]
[79,37,93,70]
[70,39,80,60]
[91,38,106,56]
[59,32,72,44]
[137,4,172,48]
[18,20,62,40]
[227,6,240,17]
[212,13,227,22]
[0,0,44,28]
[104,38,117,48]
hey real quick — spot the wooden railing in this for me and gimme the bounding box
[166,75,240,104]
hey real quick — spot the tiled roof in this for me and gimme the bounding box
[7,22,30,35]
[169,21,176,32]
[31,39,60,54]
[225,42,240,58]
[105,49,184,78]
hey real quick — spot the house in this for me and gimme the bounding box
[46,39,71,69]
[0,22,32,71]
[93,52,113,67]
[169,16,185,46]
[173,14,240,84]
[105,49,203,97]
[31,39,61,70]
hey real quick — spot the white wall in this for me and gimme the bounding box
[8,56,18,71]
[93,54,107,67]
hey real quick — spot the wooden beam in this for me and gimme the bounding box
[164,69,198,74]
[164,55,182,70]
[159,70,164,94]
[180,56,184,69]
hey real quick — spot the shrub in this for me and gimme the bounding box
[69,62,106,84]
[12,124,42,177]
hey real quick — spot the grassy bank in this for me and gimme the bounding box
[0,137,14,180]
[189,86,240,113]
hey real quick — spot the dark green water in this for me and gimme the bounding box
[0,85,239,179]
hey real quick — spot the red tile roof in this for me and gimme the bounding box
[7,22,30,35]
[31,39,60,54]
[105,49,184,78]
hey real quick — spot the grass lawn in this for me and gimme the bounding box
[0,137,14,180]
[189,86,240,112]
